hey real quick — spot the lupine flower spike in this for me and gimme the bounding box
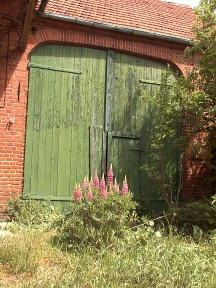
[113,178,119,192]
[107,164,114,185]
[87,184,94,200]
[93,170,99,189]
[108,184,113,195]
[100,186,107,200]
[100,173,106,192]
[73,184,82,202]
[99,174,107,200]
[121,175,129,196]
[90,176,94,187]
[82,176,89,190]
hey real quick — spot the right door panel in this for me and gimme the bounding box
[106,51,178,201]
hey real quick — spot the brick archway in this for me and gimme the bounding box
[26,28,186,75]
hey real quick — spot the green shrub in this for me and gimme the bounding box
[177,199,216,233]
[56,167,137,248]
[5,195,59,227]
[212,194,216,206]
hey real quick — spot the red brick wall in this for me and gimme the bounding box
[0,1,208,211]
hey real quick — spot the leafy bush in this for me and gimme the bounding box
[212,194,216,206]
[56,166,137,248]
[5,195,59,227]
[177,199,216,233]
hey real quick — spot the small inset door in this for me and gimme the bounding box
[107,132,143,197]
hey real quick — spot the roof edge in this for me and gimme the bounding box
[38,11,192,45]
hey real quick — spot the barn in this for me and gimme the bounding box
[0,0,207,212]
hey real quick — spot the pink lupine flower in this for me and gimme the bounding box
[100,187,107,200]
[82,177,89,190]
[89,176,94,187]
[113,178,119,192]
[87,184,94,200]
[99,174,107,200]
[121,176,129,196]
[93,171,99,189]
[73,184,82,202]
[108,184,113,195]
[107,164,114,185]
[99,174,106,193]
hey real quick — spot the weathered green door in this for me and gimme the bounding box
[106,51,178,201]
[24,45,178,205]
[24,45,106,202]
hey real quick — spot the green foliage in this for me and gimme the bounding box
[142,0,216,205]
[55,172,137,248]
[180,0,216,159]
[176,0,216,160]
[5,195,59,227]
[177,199,216,233]
[212,194,216,205]
[141,69,182,209]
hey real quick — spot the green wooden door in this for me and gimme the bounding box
[24,45,107,201]
[24,45,178,205]
[105,50,178,202]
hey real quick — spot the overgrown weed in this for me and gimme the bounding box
[0,224,216,288]
[1,179,216,287]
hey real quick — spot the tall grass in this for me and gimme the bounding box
[0,226,215,288]
[0,230,40,275]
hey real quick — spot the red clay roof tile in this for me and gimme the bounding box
[43,0,196,40]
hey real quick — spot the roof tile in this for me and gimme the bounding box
[43,0,196,39]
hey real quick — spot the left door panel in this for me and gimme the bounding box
[24,45,107,202]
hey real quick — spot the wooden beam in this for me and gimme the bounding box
[0,12,23,24]
[18,0,28,20]
[19,0,38,52]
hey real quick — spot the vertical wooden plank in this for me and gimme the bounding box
[35,68,48,196]
[69,46,80,189]
[43,45,55,197]
[56,45,69,197]
[105,50,115,132]
[48,46,62,197]
[29,67,43,195]
[23,67,38,194]
[26,50,37,195]
[90,125,103,176]
[36,45,51,197]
